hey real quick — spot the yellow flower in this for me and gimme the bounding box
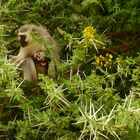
[103,46,106,50]
[100,61,103,67]
[83,26,96,42]
[109,54,113,59]
[104,61,110,67]
[99,54,104,59]
[104,63,107,67]
[89,34,94,42]
[83,45,88,48]
[106,53,109,57]
[96,59,100,65]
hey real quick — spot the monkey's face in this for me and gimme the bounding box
[18,25,37,47]
[18,34,27,47]
[18,31,35,47]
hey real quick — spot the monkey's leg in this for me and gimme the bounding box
[23,57,37,82]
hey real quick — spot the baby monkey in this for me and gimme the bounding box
[11,24,59,82]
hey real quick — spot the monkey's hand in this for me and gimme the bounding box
[9,54,27,66]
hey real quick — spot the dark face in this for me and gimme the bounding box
[19,34,27,47]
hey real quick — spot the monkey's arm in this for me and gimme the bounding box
[9,54,37,82]
[23,57,37,82]
[10,48,27,65]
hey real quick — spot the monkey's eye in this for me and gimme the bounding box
[19,35,27,47]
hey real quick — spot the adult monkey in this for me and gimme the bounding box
[11,24,59,82]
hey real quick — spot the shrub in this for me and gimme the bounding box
[0,0,140,139]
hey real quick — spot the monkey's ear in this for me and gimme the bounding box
[32,26,38,32]
[32,28,36,32]
[31,28,39,36]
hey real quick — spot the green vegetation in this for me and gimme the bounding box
[0,0,140,139]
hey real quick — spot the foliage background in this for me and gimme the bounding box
[0,0,140,139]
